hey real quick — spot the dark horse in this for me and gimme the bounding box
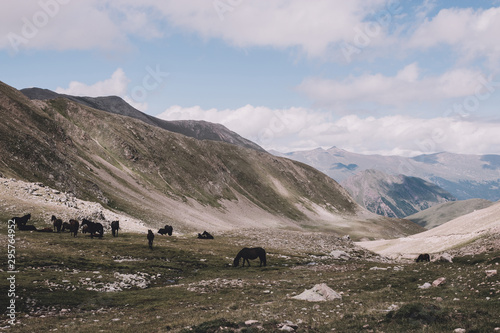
[198,231,214,239]
[51,215,63,233]
[111,221,120,237]
[233,247,266,267]
[81,219,104,239]
[416,253,431,262]
[12,214,31,229]
[147,230,155,249]
[68,219,79,237]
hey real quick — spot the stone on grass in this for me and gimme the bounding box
[291,283,342,302]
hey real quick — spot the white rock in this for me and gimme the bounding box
[485,270,497,277]
[291,283,342,302]
[418,282,432,289]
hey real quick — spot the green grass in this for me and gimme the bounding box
[1,227,499,332]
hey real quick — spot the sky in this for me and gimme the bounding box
[1,0,500,156]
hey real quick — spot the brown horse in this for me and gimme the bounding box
[111,221,120,237]
[147,230,155,249]
[51,215,62,233]
[69,219,79,237]
[233,247,266,267]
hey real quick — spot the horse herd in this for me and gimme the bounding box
[11,214,268,267]
[12,213,118,239]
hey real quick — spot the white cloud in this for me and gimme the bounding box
[56,68,129,97]
[407,7,500,66]
[156,105,500,156]
[1,1,129,53]
[55,68,148,111]
[297,63,488,108]
[1,0,391,58]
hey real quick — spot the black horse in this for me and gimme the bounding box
[81,219,103,239]
[111,221,120,237]
[416,253,431,262]
[233,247,267,267]
[12,214,31,229]
[147,230,155,249]
[51,215,63,233]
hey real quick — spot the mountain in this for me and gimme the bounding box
[1,81,423,239]
[357,200,500,255]
[20,87,265,152]
[405,198,494,229]
[341,169,456,218]
[278,147,500,201]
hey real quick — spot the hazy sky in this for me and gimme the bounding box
[1,0,500,156]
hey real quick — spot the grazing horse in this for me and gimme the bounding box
[416,253,431,262]
[69,219,79,237]
[233,247,267,267]
[147,230,155,249]
[111,221,120,237]
[12,214,31,229]
[81,219,103,239]
[51,215,63,232]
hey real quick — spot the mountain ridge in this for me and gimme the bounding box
[277,147,500,201]
[20,87,265,152]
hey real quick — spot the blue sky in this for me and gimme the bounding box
[1,0,500,156]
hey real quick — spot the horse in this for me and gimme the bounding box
[111,221,120,237]
[164,225,173,236]
[197,231,214,239]
[147,230,155,249]
[18,224,37,231]
[81,219,103,239]
[69,219,79,237]
[416,253,431,262]
[12,214,31,229]
[233,247,266,267]
[51,215,63,232]
[82,225,88,234]
[158,228,168,235]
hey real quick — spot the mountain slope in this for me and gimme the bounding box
[357,201,500,255]
[406,198,494,229]
[21,87,265,152]
[341,169,456,218]
[1,81,422,238]
[278,147,500,201]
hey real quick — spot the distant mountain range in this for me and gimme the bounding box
[276,147,500,202]
[340,169,456,218]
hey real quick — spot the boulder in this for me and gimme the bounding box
[432,277,446,287]
[291,283,342,302]
[485,270,497,278]
[438,253,453,263]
